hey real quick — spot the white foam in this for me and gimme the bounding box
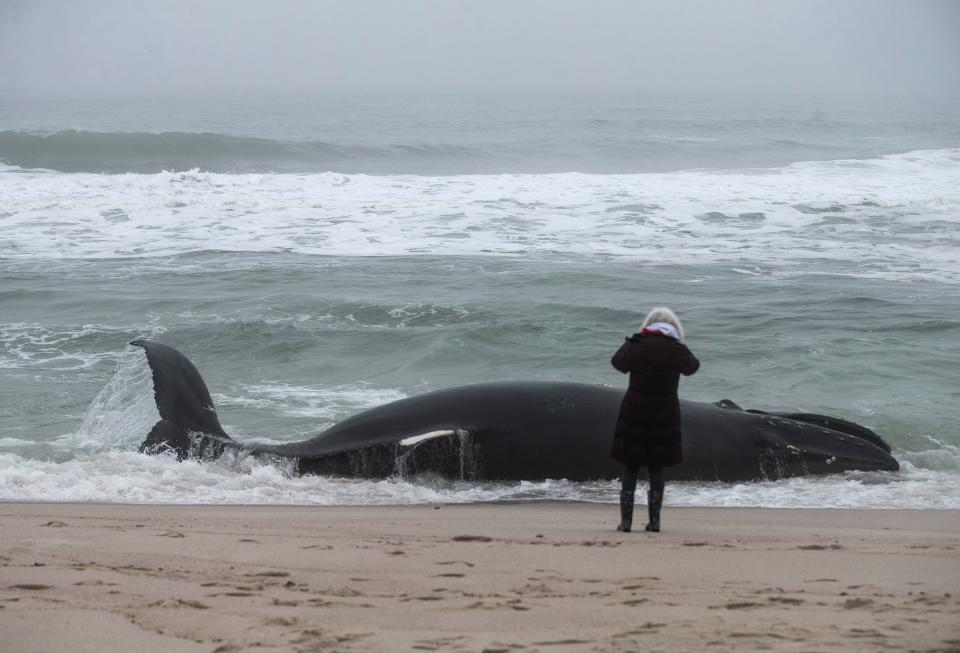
[0,323,114,370]
[214,383,407,423]
[0,448,958,508]
[1,149,957,282]
[0,438,35,448]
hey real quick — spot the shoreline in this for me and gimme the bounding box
[5,499,960,512]
[4,498,960,508]
[2,502,958,652]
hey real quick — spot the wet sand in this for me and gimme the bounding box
[1,502,958,652]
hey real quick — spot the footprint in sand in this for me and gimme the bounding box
[615,622,665,636]
[148,598,209,609]
[212,645,242,653]
[263,616,298,627]
[463,599,531,612]
[308,597,374,608]
[412,635,467,651]
[452,535,493,543]
[768,597,804,605]
[10,584,51,591]
[579,540,619,547]
[321,586,365,598]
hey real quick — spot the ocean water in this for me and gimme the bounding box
[1,94,959,508]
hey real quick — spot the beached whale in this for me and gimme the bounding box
[131,340,898,482]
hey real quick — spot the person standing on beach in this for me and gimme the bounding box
[610,307,700,533]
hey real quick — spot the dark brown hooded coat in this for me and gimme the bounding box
[610,333,700,467]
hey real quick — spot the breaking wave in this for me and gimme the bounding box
[0,130,483,174]
[1,148,957,283]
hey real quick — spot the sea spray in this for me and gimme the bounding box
[59,346,158,453]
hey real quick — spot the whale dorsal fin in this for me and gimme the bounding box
[714,399,743,410]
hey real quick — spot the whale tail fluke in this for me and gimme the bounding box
[131,340,232,458]
[139,418,192,459]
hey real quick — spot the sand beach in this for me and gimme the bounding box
[1,502,958,652]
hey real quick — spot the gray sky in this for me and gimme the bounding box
[1,0,958,98]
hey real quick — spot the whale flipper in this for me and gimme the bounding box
[714,399,743,410]
[748,410,892,453]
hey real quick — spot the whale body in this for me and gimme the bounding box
[132,340,898,482]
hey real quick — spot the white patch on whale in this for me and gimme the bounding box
[399,430,457,447]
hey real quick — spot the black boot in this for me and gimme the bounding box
[616,490,634,532]
[644,490,662,532]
